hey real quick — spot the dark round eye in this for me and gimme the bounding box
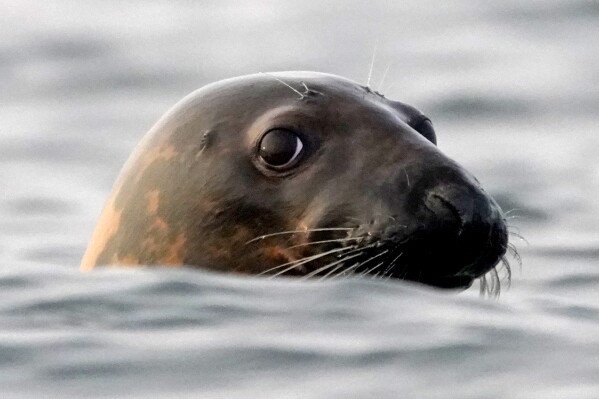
[258,129,304,167]
[413,118,436,145]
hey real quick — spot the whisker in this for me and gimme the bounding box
[492,267,501,297]
[479,274,488,296]
[300,81,310,93]
[389,251,403,267]
[319,244,378,280]
[331,244,374,259]
[361,249,389,267]
[331,261,362,280]
[508,232,529,245]
[503,208,522,217]
[382,251,403,277]
[321,243,379,279]
[500,256,512,288]
[260,72,304,99]
[246,227,353,244]
[489,273,496,297]
[507,225,522,234]
[301,252,365,280]
[366,40,378,88]
[507,244,522,271]
[270,245,357,277]
[318,262,352,281]
[285,237,359,250]
[395,261,411,281]
[352,249,389,277]
[377,62,394,92]
[479,267,502,298]
[258,245,356,277]
[362,262,386,278]
[384,82,396,95]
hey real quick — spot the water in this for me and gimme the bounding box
[1,1,598,397]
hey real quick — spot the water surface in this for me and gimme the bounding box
[1,1,598,397]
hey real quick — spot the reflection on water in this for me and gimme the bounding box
[1,0,598,397]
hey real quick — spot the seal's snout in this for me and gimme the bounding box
[414,179,508,285]
[424,184,488,238]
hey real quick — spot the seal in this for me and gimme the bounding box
[81,72,509,291]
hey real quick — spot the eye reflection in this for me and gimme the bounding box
[259,129,304,167]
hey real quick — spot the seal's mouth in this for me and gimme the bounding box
[254,222,514,294]
[250,211,515,295]
[306,239,510,293]
[305,241,481,291]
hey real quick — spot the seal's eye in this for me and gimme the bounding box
[258,129,304,167]
[413,118,437,145]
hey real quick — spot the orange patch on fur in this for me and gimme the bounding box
[151,216,168,231]
[80,189,123,271]
[263,245,295,264]
[146,190,160,214]
[162,233,187,265]
[135,145,179,182]
[111,254,140,266]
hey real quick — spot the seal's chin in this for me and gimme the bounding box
[377,240,504,291]
[299,224,507,291]
[342,248,487,291]
[413,274,474,290]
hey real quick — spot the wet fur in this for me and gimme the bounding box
[82,72,512,295]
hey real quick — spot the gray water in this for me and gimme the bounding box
[1,1,598,398]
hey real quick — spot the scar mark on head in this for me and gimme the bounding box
[196,130,212,159]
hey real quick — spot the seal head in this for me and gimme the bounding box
[81,72,508,290]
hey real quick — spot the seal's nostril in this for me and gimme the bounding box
[426,193,457,221]
[423,184,480,228]
[424,191,462,232]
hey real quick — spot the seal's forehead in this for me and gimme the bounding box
[257,72,429,123]
[198,71,366,100]
[269,71,358,87]
[164,71,413,133]
[268,71,366,96]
